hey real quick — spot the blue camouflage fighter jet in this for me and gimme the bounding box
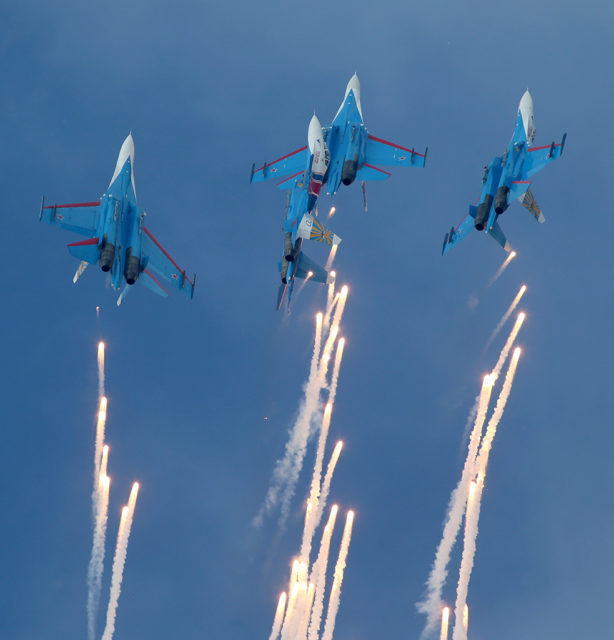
[40,134,195,305]
[277,173,341,311]
[442,91,566,255]
[250,74,427,206]
[259,114,340,310]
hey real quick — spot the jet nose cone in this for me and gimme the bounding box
[347,73,360,95]
[519,89,533,111]
[121,132,135,158]
[308,114,324,152]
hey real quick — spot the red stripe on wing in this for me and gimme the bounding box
[528,144,561,152]
[362,163,392,176]
[254,146,308,173]
[67,237,99,247]
[44,201,100,209]
[143,226,193,286]
[367,135,424,157]
[276,170,305,187]
[144,269,169,295]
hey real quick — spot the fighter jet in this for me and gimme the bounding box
[442,91,567,255]
[40,134,195,305]
[277,175,340,311]
[250,74,427,205]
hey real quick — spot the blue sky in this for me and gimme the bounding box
[2,1,614,639]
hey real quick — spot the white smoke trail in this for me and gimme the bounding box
[491,312,525,383]
[452,349,521,640]
[308,505,339,640]
[101,482,139,640]
[296,582,315,640]
[97,342,105,400]
[484,285,527,352]
[87,393,107,640]
[314,441,343,530]
[487,250,516,287]
[328,338,345,406]
[280,582,300,640]
[254,289,348,531]
[417,376,493,636]
[269,592,287,640]
[94,397,108,486]
[253,314,325,529]
[325,245,338,271]
[320,510,355,640]
[87,472,110,640]
[300,404,333,563]
[325,279,335,316]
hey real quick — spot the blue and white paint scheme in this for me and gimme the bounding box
[40,134,195,304]
[277,169,341,311]
[250,74,427,200]
[442,91,567,255]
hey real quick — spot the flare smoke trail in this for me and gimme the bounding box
[254,287,347,530]
[280,582,300,640]
[417,376,493,636]
[297,582,315,640]
[87,472,110,640]
[484,285,527,351]
[452,349,521,640]
[325,244,338,271]
[440,607,450,640]
[300,404,333,562]
[320,510,355,640]
[325,277,336,316]
[97,342,105,400]
[314,441,343,528]
[491,312,525,382]
[308,505,339,640]
[101,482,140,640]
[328,338,345,405]
[269,592,287,640]
[488,251,516,287]
[94,397,107,484]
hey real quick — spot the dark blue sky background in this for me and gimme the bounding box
[2,1,613,639]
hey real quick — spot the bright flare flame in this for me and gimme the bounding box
[440,607,450,640]
[462,604,469,631]
[328,206,336,218]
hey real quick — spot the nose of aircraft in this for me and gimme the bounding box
[308,114,324,153]
[109,133,136,190]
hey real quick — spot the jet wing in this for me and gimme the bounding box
[141,226,195,299]
[250,146,309,184]
[365,135,427,168]
[523,134,567,177]
[442,207,476,255]
[40,199,100,237]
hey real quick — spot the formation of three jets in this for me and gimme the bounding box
[40,75,566,306]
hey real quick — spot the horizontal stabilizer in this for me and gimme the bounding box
[356,163,391,181]
[521,188,545,223]
[67,237,100,264]
[488,220,512,252]
[141,226,195,299]
[365,135,427,168]
[140,269,169,298]
[295,251,329,284]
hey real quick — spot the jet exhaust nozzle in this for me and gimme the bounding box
[283,232,294,262]
[280,257,289,284]
[474,195,493,231]
[494,186,510,215]
[341,159,358,186]
[123,247,141,285]
[99,242,116,272]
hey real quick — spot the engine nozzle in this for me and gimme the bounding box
[494,186,510,215]
[99,242,116,272]
[341,159,358,186]
[123,247,141,285]
[474,195,494,231]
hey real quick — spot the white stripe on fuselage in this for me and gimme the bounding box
[109,133,136,197]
